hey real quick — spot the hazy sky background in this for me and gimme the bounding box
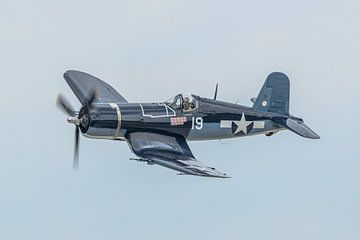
[1,0,359,239]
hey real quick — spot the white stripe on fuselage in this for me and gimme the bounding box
[220,120,265,129]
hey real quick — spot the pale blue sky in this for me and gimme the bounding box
[1,0,359,239]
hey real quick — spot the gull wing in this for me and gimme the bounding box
[127,132,229,178]
[64,70,128,104]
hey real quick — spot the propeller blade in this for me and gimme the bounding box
[58,90,96,171]
[79,89,97,116]
[56,94,76,117]
[86,88,97,108]
[73,126,80,171]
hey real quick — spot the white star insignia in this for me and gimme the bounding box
[233,113,252,135]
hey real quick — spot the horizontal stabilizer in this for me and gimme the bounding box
[285,118,320,139]
[274,117,320,139]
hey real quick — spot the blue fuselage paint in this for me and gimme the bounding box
[80,97,285,141]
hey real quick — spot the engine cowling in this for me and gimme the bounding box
[81,103,122,140]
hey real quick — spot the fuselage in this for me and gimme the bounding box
[57,70,320,177]
[79,94,284,141]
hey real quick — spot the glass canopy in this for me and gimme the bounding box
[164,94,198,112]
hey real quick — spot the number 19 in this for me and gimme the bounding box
[192,117,203,130]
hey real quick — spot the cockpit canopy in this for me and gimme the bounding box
[164,94,198,112]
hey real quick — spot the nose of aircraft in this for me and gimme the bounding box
[67,116,79,125]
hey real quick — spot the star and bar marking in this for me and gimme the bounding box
[220,113,264,135]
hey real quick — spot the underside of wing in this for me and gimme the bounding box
[127,132,229,178]
[64,70,128,105]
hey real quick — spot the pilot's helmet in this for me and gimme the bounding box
[184,96,190,103]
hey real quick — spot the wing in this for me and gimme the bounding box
[64,70,128,105]
[127,132,229,178]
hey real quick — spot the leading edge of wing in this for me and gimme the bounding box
[127,132,229,178]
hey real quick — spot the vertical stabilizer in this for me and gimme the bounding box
[253,72,290,115]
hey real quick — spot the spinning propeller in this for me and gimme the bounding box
[56,89,97,170]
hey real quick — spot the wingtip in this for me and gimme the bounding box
[305,132,321,139]
[63,70,77,79]
[64,70,88,77]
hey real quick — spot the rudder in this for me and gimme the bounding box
[253,72,290,115]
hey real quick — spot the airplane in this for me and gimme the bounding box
[57,70,320,178]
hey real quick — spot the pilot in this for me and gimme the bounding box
[183,97,194,111]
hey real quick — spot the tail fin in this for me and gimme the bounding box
[254,72,320,139]
[253,72,290,115]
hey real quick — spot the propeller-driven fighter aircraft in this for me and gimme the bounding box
[57,70,320,178]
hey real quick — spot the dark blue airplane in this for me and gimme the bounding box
[57,70,320,178]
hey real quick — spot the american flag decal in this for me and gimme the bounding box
[170,117,187,126]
